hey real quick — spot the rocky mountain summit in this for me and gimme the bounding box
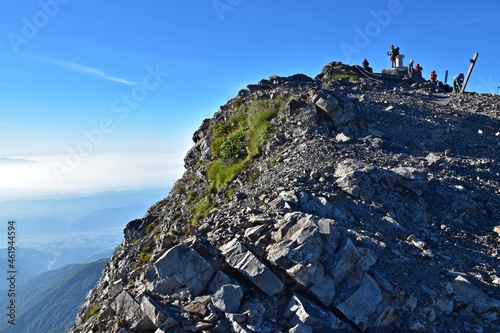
[69,62,500,333]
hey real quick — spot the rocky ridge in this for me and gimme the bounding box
[69,62,500,333]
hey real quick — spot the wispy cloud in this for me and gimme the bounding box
[0,157,37,164]
[41,58,137,85]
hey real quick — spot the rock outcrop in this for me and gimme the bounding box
[69,62,500,333]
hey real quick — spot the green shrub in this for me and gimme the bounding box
[206,98,282,192]
[219,131,247,161]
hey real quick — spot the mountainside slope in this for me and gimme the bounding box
[69,62,500,333]
[0,259,107,333]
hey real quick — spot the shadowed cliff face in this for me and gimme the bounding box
[69,62,500,333]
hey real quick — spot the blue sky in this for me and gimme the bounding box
[1,0,499,199]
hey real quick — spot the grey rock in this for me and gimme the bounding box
[226,312,247,323]
[111,291,155,331]
[244,224,267,241]
[452,276,500,316]
[288,323,314,333]
[231,321,253,333]
[145,243,215,296]
[300,195,336,217]
[336,274,383,329]
[221,239,284,296]
[141,293,178,328]
[208,271,235,294]
[211,284,243,313]
[285,294,342,329]
[335,132,352,143]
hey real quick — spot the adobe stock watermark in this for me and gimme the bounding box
[213,0,243,21]
[7,0,71,54]
[51,65,169,181]
[340,0,411,63]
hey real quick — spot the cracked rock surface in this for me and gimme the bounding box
[69,62,500,333]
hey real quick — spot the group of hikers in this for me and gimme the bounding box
[407,59,424,80]
[360,45,464,93]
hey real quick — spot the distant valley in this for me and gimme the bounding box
[0,187,169,288]
[0,259,108,333]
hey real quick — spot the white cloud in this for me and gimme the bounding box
[39,57,137,85]
[0,152,185,200]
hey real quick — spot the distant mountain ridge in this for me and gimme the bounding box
[0,247,54,288]
[0,259,108,333]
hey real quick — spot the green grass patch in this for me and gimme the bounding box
[188,97,285,228]
[133,246,152,269]
[145,223,154,234]
[139,251,152,264]
[191,195,215,226]
[207,98,283,192]
[207,158,248,192]
[328,70,359,82]
[85,304,100,322]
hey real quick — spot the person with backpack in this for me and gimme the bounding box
[388,45,400,68]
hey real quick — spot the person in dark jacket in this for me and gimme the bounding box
[362,58,372,73]
[388,45,399,68]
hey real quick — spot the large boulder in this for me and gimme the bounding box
[145,243,215,297]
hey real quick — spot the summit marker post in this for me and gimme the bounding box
[460,52,479,93]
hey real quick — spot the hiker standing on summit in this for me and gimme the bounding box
[388,45,399,68]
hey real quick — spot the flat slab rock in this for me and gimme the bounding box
[220,238,284,296]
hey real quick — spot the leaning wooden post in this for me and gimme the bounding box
[460,52,479,93]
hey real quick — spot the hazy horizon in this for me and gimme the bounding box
[0,150,184,200]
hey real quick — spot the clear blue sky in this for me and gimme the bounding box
[1,0,499,199]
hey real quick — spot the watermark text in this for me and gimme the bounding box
[340,0,407,62]
[213,0,243,21]
[6,221,17,326]
[8,0,71,54]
